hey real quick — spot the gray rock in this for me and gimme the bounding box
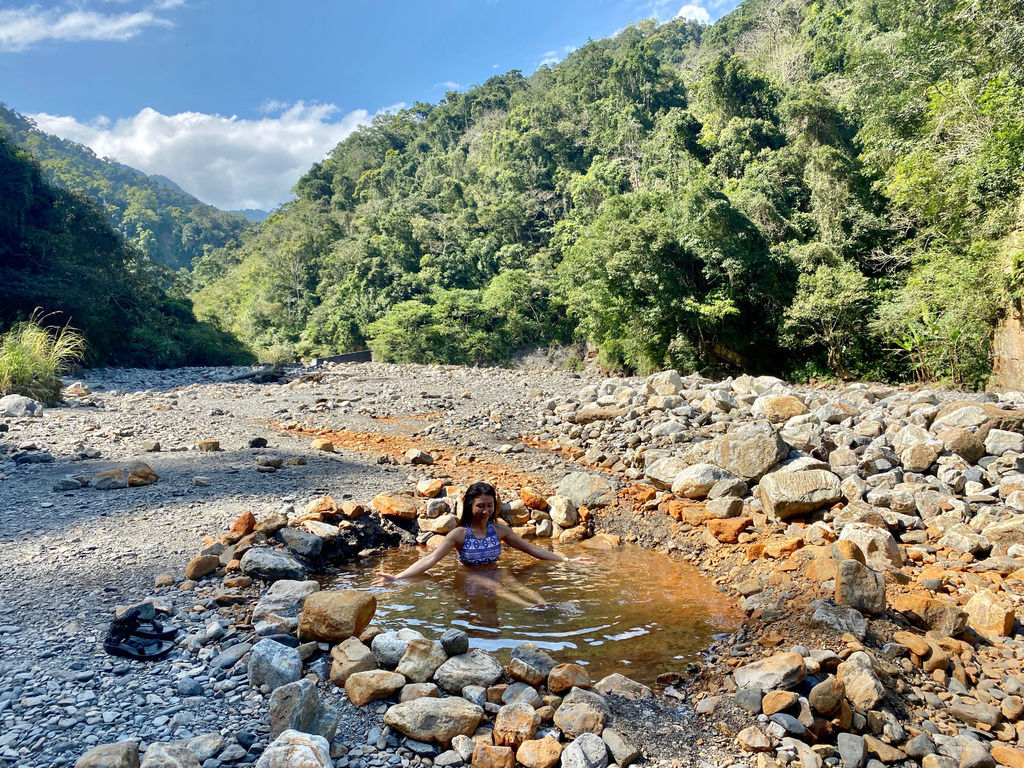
[835,559,886,615]
[371,628,426,669]
[556,472,617,509]
[958,739,994,768]
[247,639,302,691]
[561,733,609,768]
[807,599,867,640]
[254,729,331,768]
[601,728,638,768]
[836,733,867,768]
[670,464,732,500]
[440,629,469,657]
[510,642,558,675]
[252,579,320,635]
[139,742,200,767]
[758,469,842,520]
[838,523,903,571]
[433,649,504,693]
[239,548,307,582]
[0,394,43,418]
[276,528,323,559]
[707,422,789,482]
[187,733,226,762]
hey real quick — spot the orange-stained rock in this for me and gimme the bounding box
[345,670,405,706]
[197,439,219,452]
[185,554,219,580]
[493,702,540,749]
[547,663,590,694]
[341,501,366,519]
[520,487,548,510]
[229,510,256,536]
[805,557,838,582]
[297,495,339,522]
[299,590,377,643]
[992,744,1024,768]
[127,461,159,487]
[373,494,418,520]
[707,517,752,544]
[516,737,563,768]
[311,438,335,452]
[762,690,799,716]
[472,744,515,768]
[832,540,865,564]
[763,538,803,559]
[966,589,1015,638]
[416,479,446,498]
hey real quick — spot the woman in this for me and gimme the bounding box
[371,481,588,594]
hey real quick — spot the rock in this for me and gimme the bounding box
[670,464,732,500]
[0,394,43,417]
[269,677,336,741]
[434,649,504,693]
[733,652,806,692]
[298,590,376,643]
[186,734,225,762]
[401,682,440,702]
[345,670,406,706]
[405,448,434,465]
[126,461,159,487]
[94,470,128,490]
[230,510,257,536]
[836,733,867,768]
[516,737,563,768]
[737,726,771,752]
[396,638,448,683]
[560,733,608,768]
[547,496,578,528]
[383,697,484,743]
[440,628,470,657]
[644,457,691,490]
[762,690,799,716]
[254,729,332,768]
[837,652,885,710]
[330,636,377,685]
[310,438,334,452]
[509,657,547,688]
[707,516,752,543]
[601,729,638,768]
[940,429,986,463]
[838,523,903,570]
[553,688,609,738]
[808,599,868,640]
[965,589,1015,638]
[707,423,789,482]
[374,494,418,520]
[197,439,220,452]
[959,739,995,768]
[555,472,616,509]
[248,638,303,691]
[758,470,843,520]
[472,745,515,768]
[835,559,886,615]
[592,673,652,699]
[373,628,427,668]
[991,745,1024,768]
[493,702,541,749]
[185,554,220,580]
[986,429,1024,456]
[808,675,844,717]
[278,527,323,559]
[138,743,200,767]
[253,579,320,635]
[753,395,809,423]
[240,548,307,582]
[948,701,1000,728]
[76,742,141,768]
[548,663,590,694]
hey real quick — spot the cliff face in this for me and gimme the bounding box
[989,303,1024,392]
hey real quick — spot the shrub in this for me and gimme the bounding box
[0,312,85,404]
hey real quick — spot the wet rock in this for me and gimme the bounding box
[248,638,302,691]
[240,548,307,582]
[254,729,332,768]
[758,470,843,520]
[434,649,504,693]
[733,652,806,692]
[298,589,376,643]
[75,742,140,768]
[440,628,470,657]
[383,696,484,743]
[555,472,616,509]
[252,579,320,635]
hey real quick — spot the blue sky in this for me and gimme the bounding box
[0,0,741,210]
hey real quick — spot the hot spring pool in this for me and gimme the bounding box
[322,542,739,685]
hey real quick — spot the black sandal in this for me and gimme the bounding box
[111,615,178,641]
[103,625,174,660]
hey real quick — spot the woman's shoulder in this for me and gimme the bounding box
[446,526,468,543]
[491,520,512,537]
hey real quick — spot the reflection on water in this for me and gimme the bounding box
[322,542,739,685]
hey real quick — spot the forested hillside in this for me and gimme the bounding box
[0,105,254,271]
[0,134,252,367]
[189,0,1023,387]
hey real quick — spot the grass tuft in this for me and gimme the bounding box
[0,310,86,404]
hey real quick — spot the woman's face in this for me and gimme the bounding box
[471,494,495,521]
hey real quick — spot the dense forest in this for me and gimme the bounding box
[0,104,254,271]
[186,0,1024,388]
[0,133,252,367]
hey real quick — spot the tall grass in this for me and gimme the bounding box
[0,311,86,404]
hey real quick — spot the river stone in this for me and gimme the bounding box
[186,734,225,763]
[758,469,843,520]
[548,663,590,694]
[838,523,903,571]
[707,423,789,482]
[253,580,320,635]
[965,589,1015,638]
[556,472,616,509]
[0,394,43,417]
[126,460,158,487]
[373,628,427,668]
[440,628,469,657]
[330,636,377,685]
[248,639,302,691]
[509,657,547,688]
[373,494,418,520]
[561,733,609,768]
[298,589,376,643]
[553,688,609,738]
[547,496,578,528]
[94,470,128,490]
[502,681,542,708]
[400,682,440,702]
[240,548,307,582]
[254,729,331,768]
[837,733,867,768]
[277,527,323,559]
[733,652,806,692]
[753,395,808,423]
[737,726,772,752]
[644,457,690,490]
[511,642,558,675]
[670,464,732,500]
[269,677,336,740]
[184,554,219,580]
[396,638,448,683]
[434,648,504,693]
[139,743,199,768]
[516,737,563,768]
[593,673,653,699]
[493,702,541,749]
[601,729,638,768]
[835,559,887,615]
[76,742,141,768]
[648,369,684,394]
[345,670,406,706]
[837,651,885,710]
[383,697,484,743]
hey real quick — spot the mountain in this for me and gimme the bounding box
[230,208,271,223]
[190,0,1023,386]
[0,104,254,271]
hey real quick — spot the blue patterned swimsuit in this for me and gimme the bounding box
[459,523,502,566]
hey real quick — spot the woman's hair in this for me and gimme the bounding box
[460,481,498,525]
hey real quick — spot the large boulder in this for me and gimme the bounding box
[252,580,320,635]
[707,423,789,482]
[248,639,303,692]
[556,473,616,509]
[254,729,332,768]
[670,464,733,500]
[758,470,842,520]
[434,649,504,693]
[298,590,376,643]
[0,394,43,418]
[383,697,484,744]
[240,548,307,583]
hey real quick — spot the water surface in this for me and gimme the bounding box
[324,542,739,685]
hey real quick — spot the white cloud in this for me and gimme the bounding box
[538,49,560,68]
[0,2,179,52]
[435,81,461,90]
[676,3,711,23]
[30,102,372,210]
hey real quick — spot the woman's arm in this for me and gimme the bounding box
[372,528,464,585]
[494,522,574,563]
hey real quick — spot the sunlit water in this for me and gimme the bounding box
[322,542,739,685]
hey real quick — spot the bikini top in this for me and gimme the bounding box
[459,522,502,566]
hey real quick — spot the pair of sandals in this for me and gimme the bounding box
[103,614,178,660]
